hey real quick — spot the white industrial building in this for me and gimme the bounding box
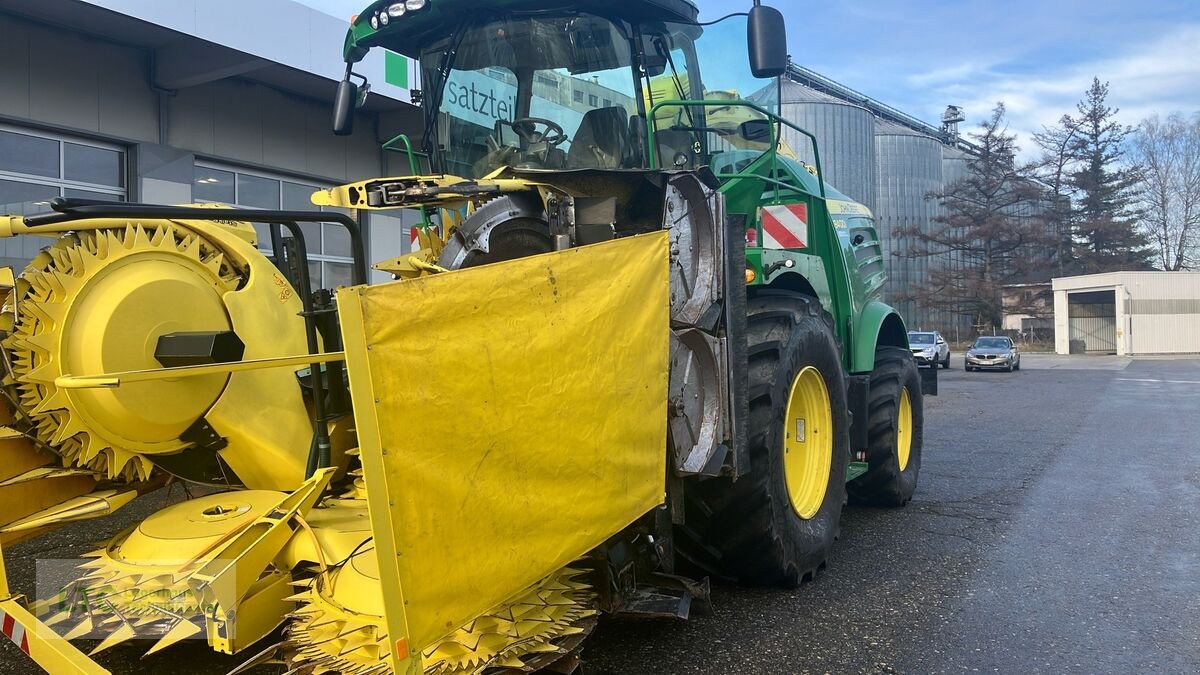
[1053,272,1200,355]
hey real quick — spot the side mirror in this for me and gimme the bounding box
[747,4,787,78]
[332,78,358,136]
[739,118,773,143]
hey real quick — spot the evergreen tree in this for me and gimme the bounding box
[1033,113,1082,275]
[1069,78,1154,271]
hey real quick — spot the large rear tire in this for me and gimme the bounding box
[848,347,923,506]
[679,291,848,587]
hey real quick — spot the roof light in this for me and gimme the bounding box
[405,0,428,10]
[378,10,389,25]
[369,14,378,29]
[387,3,406,17]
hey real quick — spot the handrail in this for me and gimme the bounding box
[646,99,827,200]
[382,132,430,176]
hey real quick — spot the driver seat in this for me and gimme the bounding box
[567,107,629,169]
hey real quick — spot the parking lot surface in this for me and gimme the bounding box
[2,354,1198,674]
[586,355,1200,674]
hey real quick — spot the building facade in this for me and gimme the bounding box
[0,0,425,284]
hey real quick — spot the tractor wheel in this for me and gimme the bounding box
[848,347,923,506]
[678,291,848,587]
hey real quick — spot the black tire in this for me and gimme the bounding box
[941,354,950,369]
[847,347,923,506]
[677,291,848,587]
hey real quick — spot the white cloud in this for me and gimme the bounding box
[909,23,1200,158]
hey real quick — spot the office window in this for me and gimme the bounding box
[193,163,355,289]
[0,127,125,215]
[0,126,126,270]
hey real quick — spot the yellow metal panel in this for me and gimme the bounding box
[0,599,110,674]
[338,232,670,672]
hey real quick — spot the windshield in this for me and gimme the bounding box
[647,15,780,172]
[973,337,1011,349]
[422,14,639,178]
[909,333,935,345]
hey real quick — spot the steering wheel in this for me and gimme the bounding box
[510,117,567,147]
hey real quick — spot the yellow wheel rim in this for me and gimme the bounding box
[782,366,833,519]
[897,386,913,471]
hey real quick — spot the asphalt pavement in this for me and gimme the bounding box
[3,354,1199,674]
[584,354,1200,674]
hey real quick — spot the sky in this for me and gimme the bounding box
[302,0,1200,159]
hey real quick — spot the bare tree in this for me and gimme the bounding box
[1131,112,1200,270]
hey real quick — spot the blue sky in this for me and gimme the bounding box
[303,0,1200,158]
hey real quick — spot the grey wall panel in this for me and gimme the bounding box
[212,81,267,165]
[304,103,348,180]
[874,122,943,331]
[166,85,216,155]
[26,21,101,132]
[0,16,32,120]
[165,78,379,183]
[95,42,157,142]
[3,16,155,141]
[261,88,311,173]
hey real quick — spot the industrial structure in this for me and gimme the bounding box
[779,65,985,334]
[1053,272,1200,355]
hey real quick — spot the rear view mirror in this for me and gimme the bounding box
[739,119,773,143]
[747,4,788,78]
[332,78,358,136]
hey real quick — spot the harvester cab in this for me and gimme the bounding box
[0,1,926,674]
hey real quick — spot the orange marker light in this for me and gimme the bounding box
[745,268,757,283]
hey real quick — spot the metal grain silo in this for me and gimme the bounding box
[777,79,876,211]
[874,119,944,330]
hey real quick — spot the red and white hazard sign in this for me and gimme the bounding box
[760,203,808,249]
[0,608,29,655]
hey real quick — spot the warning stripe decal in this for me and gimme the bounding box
[0,609,30,655]
[761,203,808,249]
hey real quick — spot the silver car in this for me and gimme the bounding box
[965,336,1021,372]
[908,331,950,369]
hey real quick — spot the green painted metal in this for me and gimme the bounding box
[846,461,869,482]
[647,97,903,373]
[346,2,909,377]
[382,132,429,176]
[852,300,909,374]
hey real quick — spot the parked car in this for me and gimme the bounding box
[908,330,950,369]
[965,336,1021,372]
